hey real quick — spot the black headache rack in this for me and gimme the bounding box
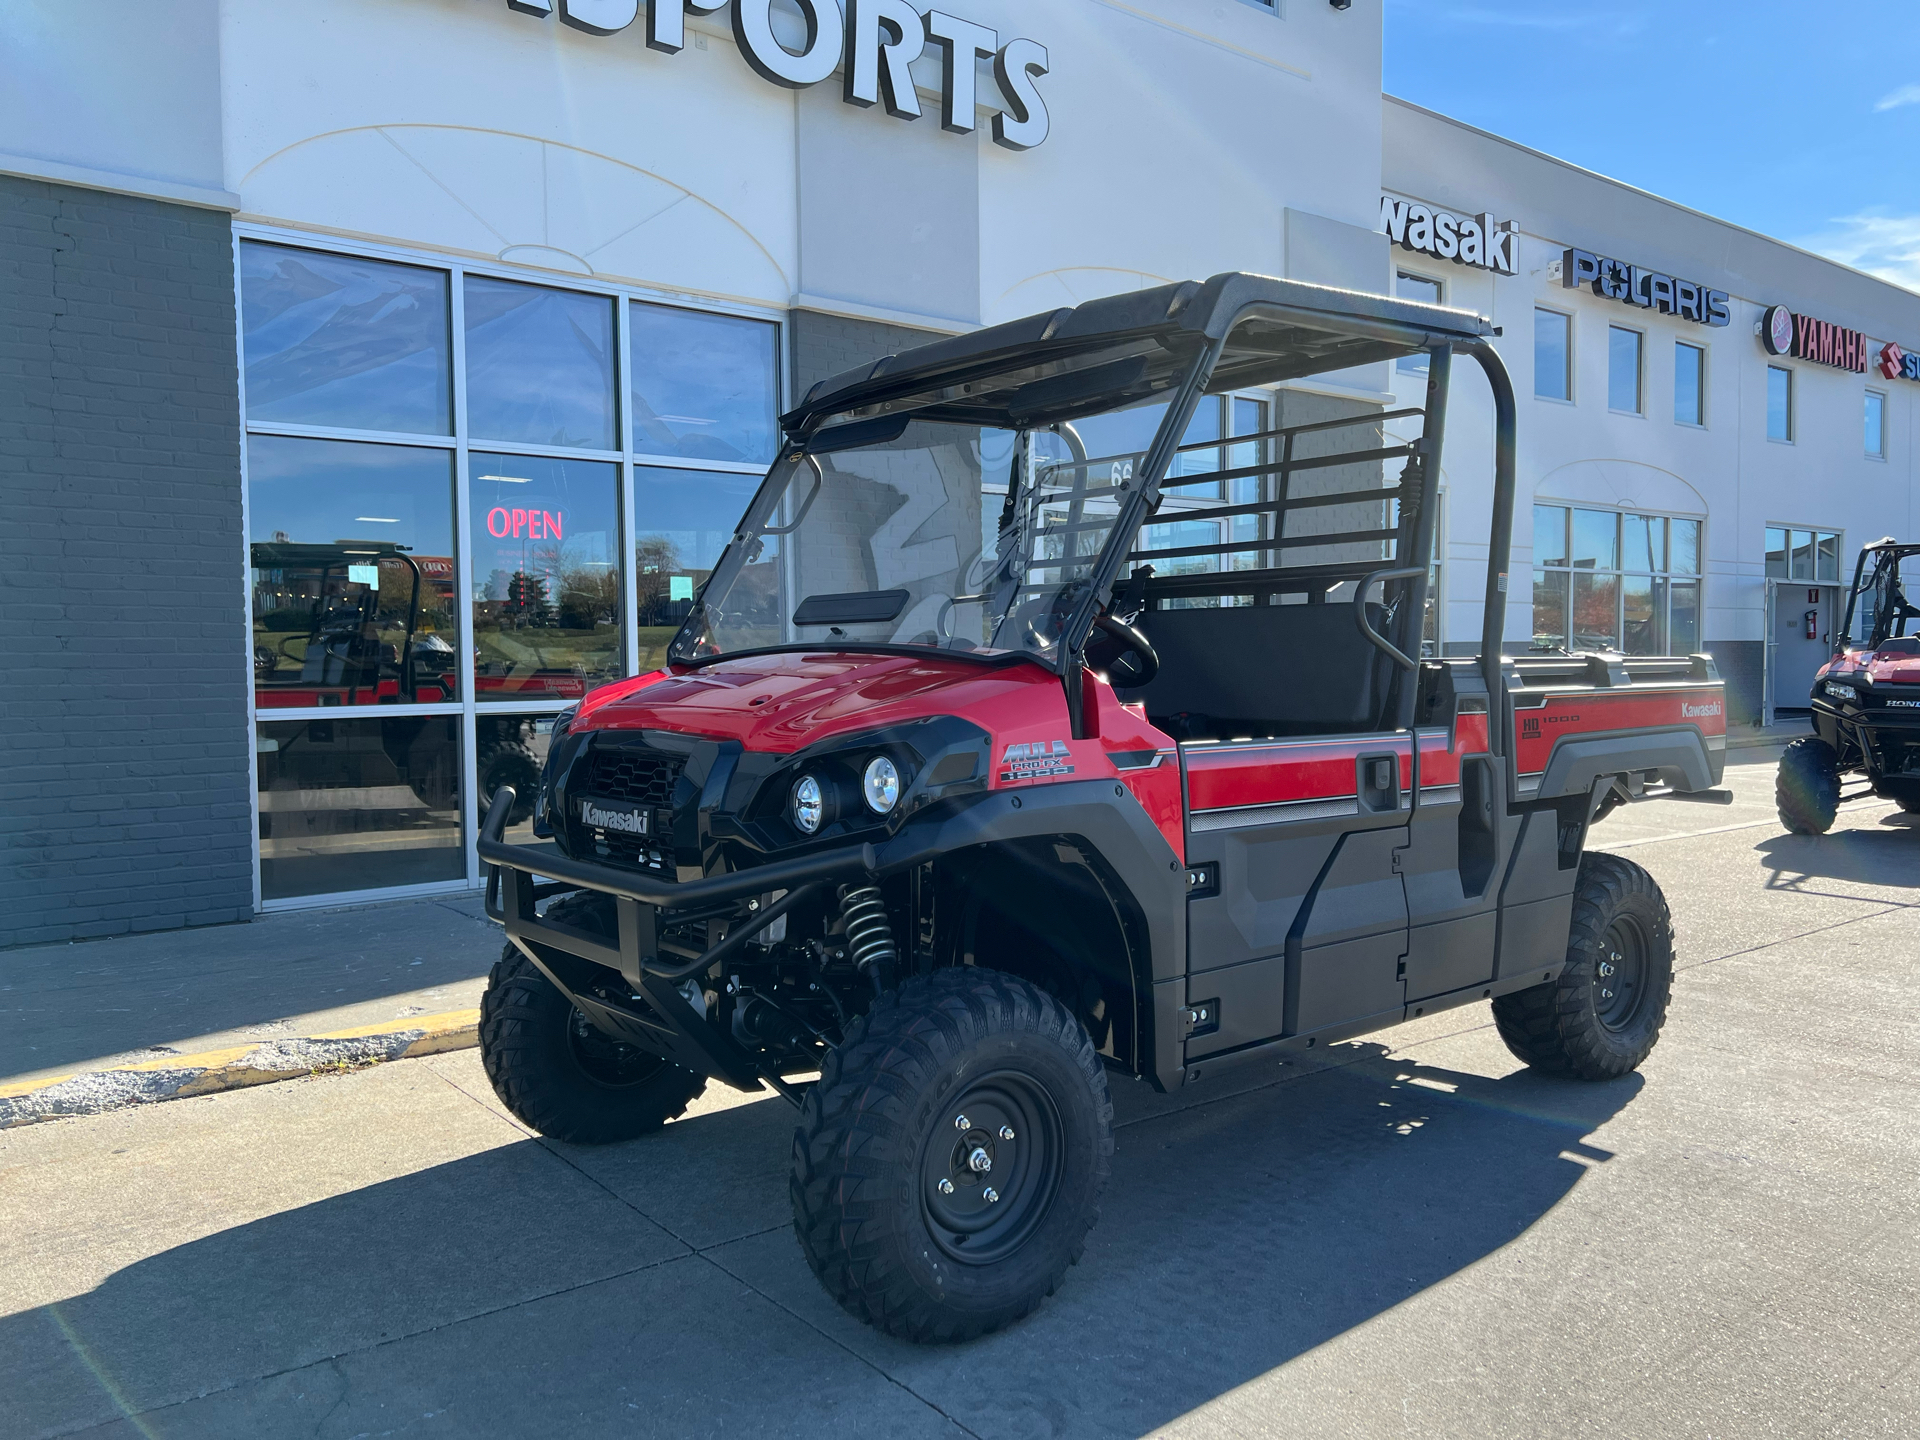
[480,785,877,1097]
[776,271,1520,751]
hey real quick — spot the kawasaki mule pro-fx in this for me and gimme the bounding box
[477,274,1726,1342]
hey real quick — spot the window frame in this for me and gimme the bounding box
[1607,323,1644,416]
[1764,524,1843,584]
[1395,270,1443,376]
[1531,501,1703,656]
[1865,388,1887,460]
[1673,340,1706,428]
[233,222,786,912]
[1533,306,1573,405]
[1766,364,1794,443]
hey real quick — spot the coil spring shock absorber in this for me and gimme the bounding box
[838,884,898,993]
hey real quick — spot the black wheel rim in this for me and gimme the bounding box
[920,1070,1063,1266]
[1593,917,1650,1032]
[566,1008,667,1088]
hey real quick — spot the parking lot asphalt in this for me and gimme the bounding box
[4,746,1917,1440]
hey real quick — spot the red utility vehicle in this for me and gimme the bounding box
[476,274,1727,1342]
[1778,538,1920,830]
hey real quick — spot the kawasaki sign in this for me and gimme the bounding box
[501,0,1051,150]
[1379,196,1519,275]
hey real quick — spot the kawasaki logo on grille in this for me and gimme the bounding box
[579,798,650,834]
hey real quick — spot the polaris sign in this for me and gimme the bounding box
[1379,196,1519,275]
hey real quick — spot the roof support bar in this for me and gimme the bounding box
[1459,338,1517,756]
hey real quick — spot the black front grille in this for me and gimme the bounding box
[586,747,683,807]
[567,743,685,874]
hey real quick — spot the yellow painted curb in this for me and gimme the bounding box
[0,1009,483,1124]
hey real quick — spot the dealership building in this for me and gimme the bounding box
[5,0,1918,944]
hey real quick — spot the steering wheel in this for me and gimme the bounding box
[1087,612,1159,688]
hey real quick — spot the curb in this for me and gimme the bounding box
[0,1009,480,1130]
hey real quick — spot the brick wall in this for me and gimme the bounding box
[0,175,252,946]
[788,309,946,403]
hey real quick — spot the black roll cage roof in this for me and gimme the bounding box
[784,272,1496,435]
[752,272,1517,753]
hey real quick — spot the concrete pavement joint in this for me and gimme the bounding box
[1596,797,1885,852]
[690,1248,986,1439]
[1674,903,1912,976]
[39,1250,707,1440]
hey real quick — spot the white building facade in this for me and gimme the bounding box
[2,0,1914,937]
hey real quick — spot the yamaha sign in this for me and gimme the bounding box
[500,0,1051,150]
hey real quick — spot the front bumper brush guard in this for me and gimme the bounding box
[478,786,876,1094]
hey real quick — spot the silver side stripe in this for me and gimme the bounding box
[1191,796,1360,831]
[1705,734,1727,751]
[1418,784,1462,805]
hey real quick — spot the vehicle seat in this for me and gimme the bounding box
[1115,602,1397,737]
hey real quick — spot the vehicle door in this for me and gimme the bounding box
[1180,731,1411,1059]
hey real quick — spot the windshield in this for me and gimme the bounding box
[670,410,1166,667]
[1845,551,1920,649]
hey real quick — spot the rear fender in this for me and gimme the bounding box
[1526,726,1721,802]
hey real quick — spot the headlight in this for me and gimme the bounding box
[863,756,901,814]
[1826,682,1858,702]
[792,775,824,833]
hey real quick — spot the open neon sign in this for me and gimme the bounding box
[486,508,565,540]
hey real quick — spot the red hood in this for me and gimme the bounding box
[1829,646,1920,684]
[577,651,1067,752]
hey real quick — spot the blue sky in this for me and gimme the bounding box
[1382,1,1920,293]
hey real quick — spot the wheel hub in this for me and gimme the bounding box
[1593,921,1649,1032]
[920,1071,1062,1265]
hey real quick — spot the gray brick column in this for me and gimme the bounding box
[0,175,252,946]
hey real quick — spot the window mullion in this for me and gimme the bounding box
[618,297,640,679]
[451,264,479,888]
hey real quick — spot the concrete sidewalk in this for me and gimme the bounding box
[1,892,501,1127]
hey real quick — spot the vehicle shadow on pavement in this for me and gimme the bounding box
[1754,826,1920,897]
[1,1047,1643,1439]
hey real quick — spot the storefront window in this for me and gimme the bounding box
[465,277,616,451]
[630,303,779,463]
[256,717,462,900]
[241,243,451,435]
[248,436,458,708]
[239,239,782,902]
[1571,508,1618,572]
[476,711,557,843]
[1532,568,1570,650]
[470,455,622,699]
[1534,503,1701,654]
[1622,574,1663,654]
[634,465,761,671]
